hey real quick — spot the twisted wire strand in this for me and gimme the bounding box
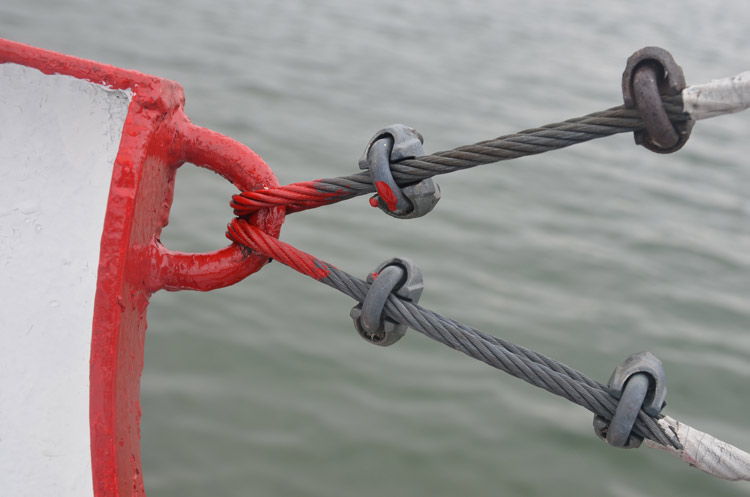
[231,98,688,216]
[226,219,680,449]
[221,73,750,479]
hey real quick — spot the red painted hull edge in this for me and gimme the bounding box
[0,38,285,497]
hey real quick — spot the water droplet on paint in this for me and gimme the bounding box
[49,300,60,308]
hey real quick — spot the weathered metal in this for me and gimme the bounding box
[622,46,694,153]
[593,352,667,449]
[350,257,424,347]
[359,124,440,219]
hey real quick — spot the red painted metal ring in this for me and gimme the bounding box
[149,116,285,292]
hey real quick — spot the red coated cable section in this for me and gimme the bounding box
[226,218,331,280]
[231,180,349,216]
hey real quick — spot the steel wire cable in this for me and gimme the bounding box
[231,98,688,216]
[226,219,680,449]
[223,71,750,479]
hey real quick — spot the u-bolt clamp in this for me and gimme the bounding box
[622,46,694,153]
[359,125,441,219]
[350,257,423,347]
[593,351,667,449]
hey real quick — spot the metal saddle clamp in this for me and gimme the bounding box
[359,124,441,219]
[593,351,667,449]
[350,257,424,347]
[622,46,694,154]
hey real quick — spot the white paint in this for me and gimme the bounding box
[646,416,750,481]
[682,71,750,120]
[0,63,132,496]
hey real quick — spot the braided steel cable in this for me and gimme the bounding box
[231,98,688,216]
[226,219,679,449]
[225,70,750,478]
[233,70,750,216]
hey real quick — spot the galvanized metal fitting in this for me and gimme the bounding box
[622,46,694,153]
[593,415,643,449]
[350,257,424,346]
[593,351,667,449]
[359,125,441,219]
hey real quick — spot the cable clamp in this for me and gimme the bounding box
[359,125,440,219]
[593,351,668,448]
[350,257,423,346]
[622,46,694,153]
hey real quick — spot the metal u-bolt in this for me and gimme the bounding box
[622,46,694,153]
[632,63,680,149]
[606,372,650,447]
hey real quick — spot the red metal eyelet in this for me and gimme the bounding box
[149,115,285,292]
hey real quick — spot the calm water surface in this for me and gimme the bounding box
[2,1,749,496]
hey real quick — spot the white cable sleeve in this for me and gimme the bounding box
[682,71,750,120]
[645,415,750,481]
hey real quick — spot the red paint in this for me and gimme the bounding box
[231,179,348,216]
[150,120,285,292]
[371,272,379,281]
[369,196,379,208]
[227,218,331,280]
[375,181,398,211]
[0,38,285,496]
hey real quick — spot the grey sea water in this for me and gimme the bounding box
[2,1,749,495]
